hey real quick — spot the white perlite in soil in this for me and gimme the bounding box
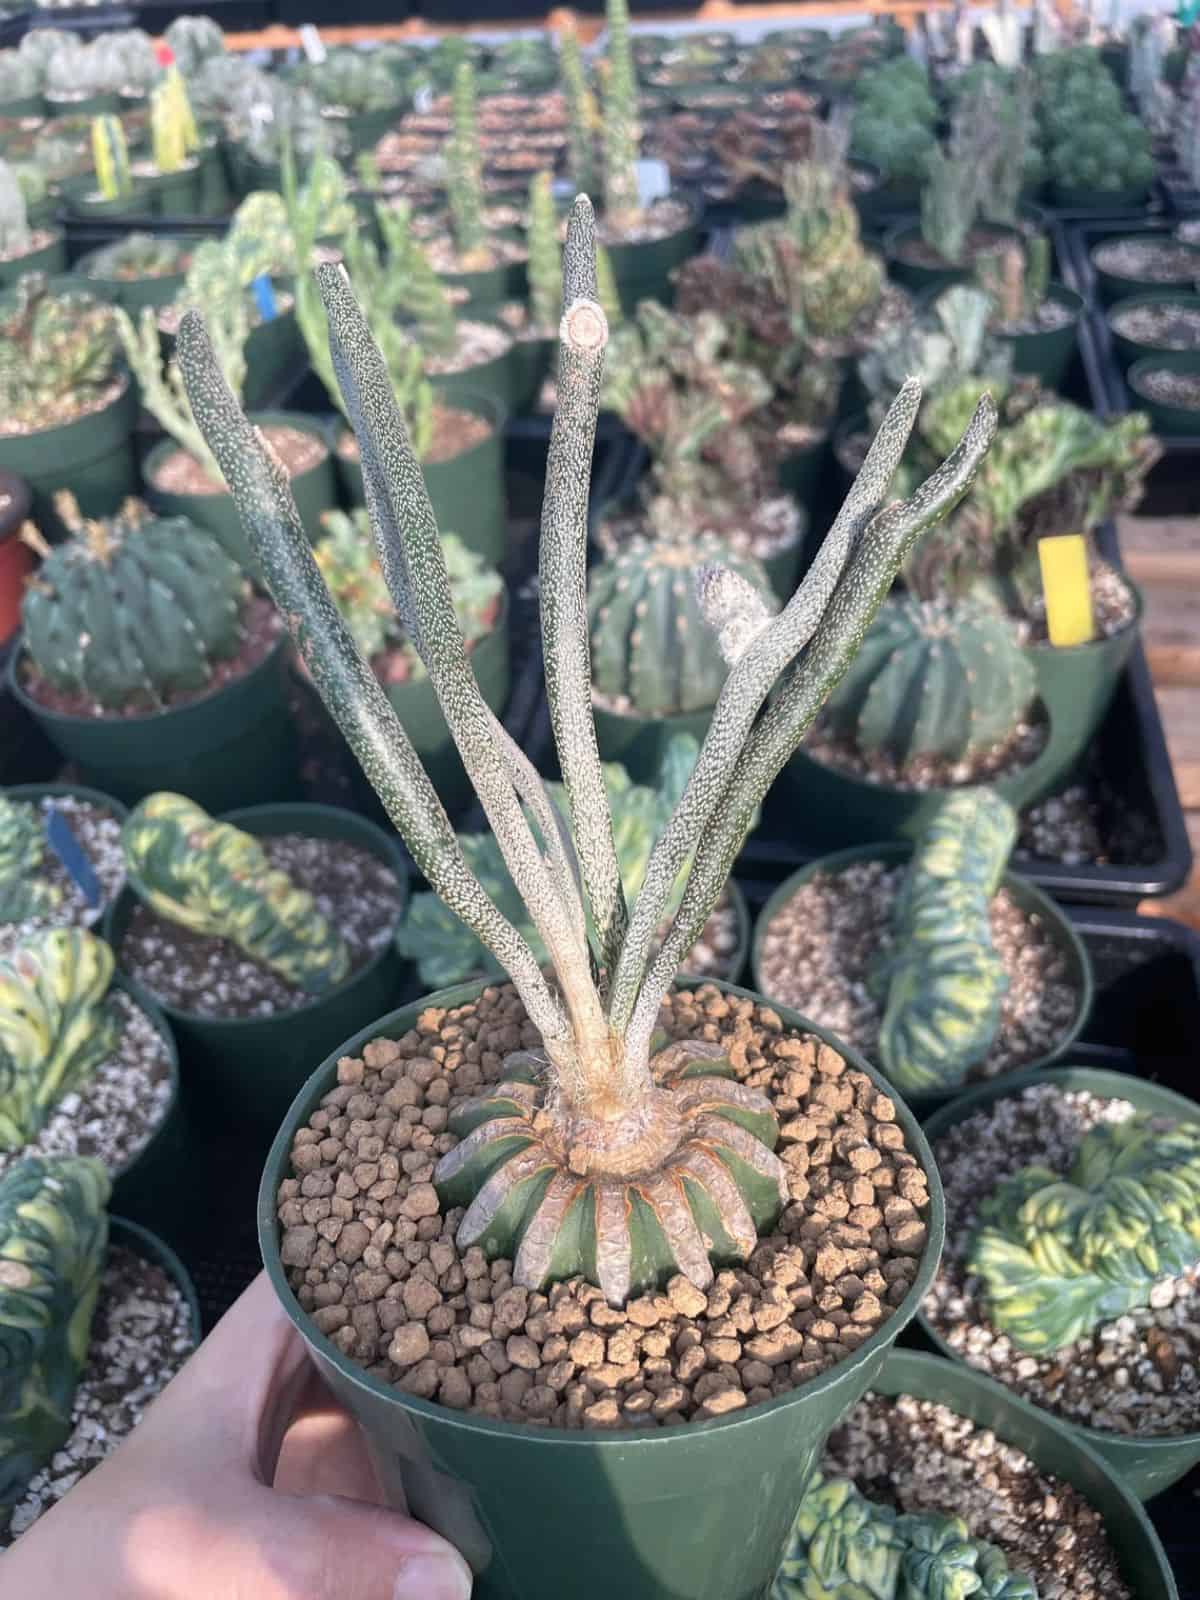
[756,862,1080,1084]
[0,797,125,960]
[0,990,172,1183]
[0,1244,195,1544]
[824,1391,1133,1600]
[925,1083,1200,1438]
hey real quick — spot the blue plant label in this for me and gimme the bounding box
[252,274,278,322]
[44,808,101,910]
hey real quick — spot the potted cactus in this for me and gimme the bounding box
[1107,290,1200,372]
[849,57,938,212]
[752,790,1091,1113]
[288,47,405,153]
[10,494,297,810]
[174,194,999,1598]
[75,232,191,315]
[0,1154,199,1545]
[1090,229,1200,307]
[106,794,408,1136]
[0,52,43,120]
[1127,352,1200,434]
[1038,51,1155,209]
[496,168,561,413]
[975,231,1083,388]
[921,1067,1200,1501]
[0,159,64,292]
[0,275,136,528]
[38,34,123,120]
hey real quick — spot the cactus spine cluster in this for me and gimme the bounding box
[773,1472,1037,1600]
[21,494,245,711]
[527,169,561,332]
[90,113,131,201]
[121,793,351,994]
[0,929,119,1151]
[0,801,60,927]
[448,61,488,268]
[601,0,642,230]
[0,1154,109,1525]
[970,1111,1200,1353]
[870,790,1017,1098]
[823,596,1036,770]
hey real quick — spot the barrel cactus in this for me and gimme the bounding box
[822,596,1035,770]
[869,791,1017,1099]
[0,799,60,927]
[0,1153,109,1525]
[20,494,246,712]
[969,1112,1200,1353]
[121,793,351,994]
[175,194,995,1305]
[589,535,775,718]
[0,928,118,1151]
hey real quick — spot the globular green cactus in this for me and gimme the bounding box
[869,790,1017,1099]
[822,596,1036,771]
[0,929,119,1151]
[527,169,561,332]
[21,493,245,711]
[448,62,487,268]
[589,535,775,718]
[291,47,399,115]
[90,113,131,201]
[121,793,351,994]
[773,1472,1038,1599]
[0,275,120,432]
[0,800,60,927]
[969,1112,1200,1354]
[0,1154,109,1525]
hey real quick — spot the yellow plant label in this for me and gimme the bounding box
[1038,535,1095,648]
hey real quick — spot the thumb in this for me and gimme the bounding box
[262,1488,474,1600]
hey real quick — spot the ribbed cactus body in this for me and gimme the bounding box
[90,113,131,200]
[448,62,486,264]
[526,170,561,331]
[0,800,59,927]
[0,1153,109,1523]
[121,793,351,994]
[823,597,1035,767]
[589,535,773,717]
[870,790,1017,1098]
[21,498,245,711]
[0,929,119,1151]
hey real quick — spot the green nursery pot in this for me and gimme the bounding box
[867,1351,1177,1595]
[44,91,120,119]
[111,1215,202,1345]
[7,629,297,811]
[0,95,43,119]
[106,803,409,1141]
[1127,352,1200,435]
[749,845,1092,1116]
[258,976,946,1600]
[604,202,702,315]
[427,328,516,416]
[1108,292,1200,372]
[999,282,1083,388]
[0,376,137,526]
[506,332,554,416]
[75,248,187,315]
[592,701,714,788]
[0,226,66,291]
[142,162,203,218]
[1090,235,1200,307]
[63,177,156,219]
[437,248,528,312]
[144,411,336,572]
[883,222,1017,296]
[918,1066,1200,1502]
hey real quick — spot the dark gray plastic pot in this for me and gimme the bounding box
[919,1066,1200,1502]
[75,246,187,314]
[0,377,137,527]
[1090,234,1200,307]
[111,1215,202,1344]
[1108,291,1200,372]
[106,803,409,1140]
[0,227,66,291]
[258,976,945,1600]
[603,201,702,314]
[1127,352,1200,436]
[427,327,516,415]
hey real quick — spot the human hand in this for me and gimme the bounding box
[0,1271,473,1600]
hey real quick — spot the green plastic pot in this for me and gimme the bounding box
[75,246,187,315]
[1108,291,1200,373]
[111,1214,202,1345]
[196,136,233,216]
[437,247,528,312]
[44,91,120,118]
[918,1066,1200,1502]
[257,975,945,1600]
[144,410,336,572]
[507,331,554,416]
[243,303,304,410]
[1050,183,1151,212]
[334,390,508,566]
[593,701,714,788]
[604,201,702,315]
[64,177,156,219]
[105,974,191,1236]
[0,95,43,119]
[8,629,297,811]
[106,803,409,1141]
[1090,235,1200,307]
[867,1351,1177,1594]
[749,845,1092,1116]
[999,282,1083,388]
[0,376,137,527]
[0,227,65,291]
[427,326,516,415]
[884,222,1017,296]
[1127,352,1200,436]
[142,161,203,217]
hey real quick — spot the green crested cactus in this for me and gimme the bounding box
[527,169,561,332]
[21,493,244,710]
[823,596,1036,770]
[121,793,351,993]
[0,1154,109,1524]
[975,234,1052,328]
[90,113,131,201]
[560,24,598,197]
[869,790,1017,1099]
[773,1472,1038,1600]
[448,62,487,268]
[858,286,1013,431]
[590,535,775,718]
[175,195,994,1305]
[0,275,120,433]
[970,1112,1200,1353]
[601,0,642,230]
[0,800,60,927]
[0,929,119,1150]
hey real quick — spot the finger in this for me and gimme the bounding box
[274,1404,384,1504]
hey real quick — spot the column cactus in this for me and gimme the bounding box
[601,0,642,231]
[121,793,351,994]
[560,22,598,198]
[527,169,561,332]
[448,61,488,269]
[150,64,199,174]
[0,161,30,261]
[975,234,1052,327]
[176,194,995,1306]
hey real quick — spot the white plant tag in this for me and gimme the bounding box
[299,24,327,64]
[635,158,670,206]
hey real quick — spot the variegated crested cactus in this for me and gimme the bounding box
[969,1112,1200,1353]
[0,929,119,1151]
[870,790,1017,1098]
[121,793,350,993]
[0,1154,109,1523]
[0,799,60,927]
[176,196,995,1305]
